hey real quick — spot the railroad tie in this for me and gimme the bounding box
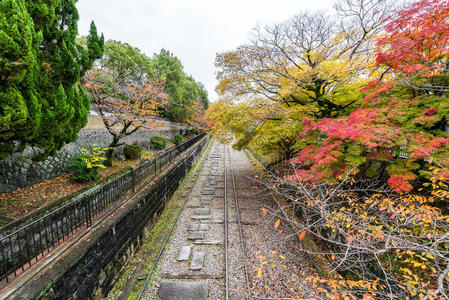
[187,223,200,231]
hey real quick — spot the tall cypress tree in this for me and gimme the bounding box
[0,0,41,158]
[0,0,104,160]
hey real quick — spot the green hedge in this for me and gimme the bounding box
[150,136,167,150]
[123,144,144,159]
[173,134,183,146]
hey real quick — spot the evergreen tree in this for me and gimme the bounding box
[151,49,185,121]
[151,49,209,122]
[0,0,104,160]
[0,0,41,159]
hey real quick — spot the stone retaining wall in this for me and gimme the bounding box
[0,128,190,193]
[2,136,209,300]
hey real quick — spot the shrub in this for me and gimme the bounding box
[69,145,107,182]
[141,150,156,161]
[173,134,183,146]
[150,136,167,150]
[69,156,99,182]
[123,144,144,160]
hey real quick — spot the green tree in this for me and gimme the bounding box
[206,98,304,159]
[151,49,185,121]
[0,0,40,159]
[151,49,209,122]
[101,40,152,88]
[0,0,104,160]
[196,82,209,109]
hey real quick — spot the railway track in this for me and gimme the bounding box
[224,144,252,299]
[135,141,286,300]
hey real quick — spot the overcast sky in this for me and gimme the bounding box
[77,0,333,102]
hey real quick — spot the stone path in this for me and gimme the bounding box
[142,141,227,299]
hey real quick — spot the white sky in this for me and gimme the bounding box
[77,0,334,102]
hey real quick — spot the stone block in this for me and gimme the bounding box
[194,208,210,215]
[190,252,205,271]
[187,224,199,231]
[157,281,208,300]
[177,246,191,261]
[191,215,211,220]
[187,232,205,240]
[200,197,212,205]
[199,224,209,231]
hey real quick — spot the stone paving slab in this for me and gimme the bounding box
[194,240,224,245]
[161,273,224,280]
[199,224,210,231]
[200,197,212,205]
[190,252,205,270]
[157,281,208,300]
[194,208,211,215]
[187,232,205,240]
[191,215,212,220]
[177,246,191,261]
[187,224,199,231]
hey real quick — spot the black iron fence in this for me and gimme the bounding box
[0,132,207,289]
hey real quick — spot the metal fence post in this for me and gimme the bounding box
[132,169,136,192]
[85,195,92,227]
[164,176,167,201]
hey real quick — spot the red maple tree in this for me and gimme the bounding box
[290,0,449,192]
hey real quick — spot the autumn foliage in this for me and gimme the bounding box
[277,167,449,299]
[287,0,449,192]
[208,0,449,297]
[84,67,167,165]
[376,0,449,81]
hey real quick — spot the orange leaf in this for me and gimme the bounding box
[299,230,307,241]
[261,208,268,215]
[274,219,280,229]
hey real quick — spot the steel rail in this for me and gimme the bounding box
[224,144,230,300]
[136,137,212,300]
[228,145,252,300]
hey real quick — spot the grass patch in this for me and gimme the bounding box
[141,150,157,161]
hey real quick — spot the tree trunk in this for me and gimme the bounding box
[105,135,120,167]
